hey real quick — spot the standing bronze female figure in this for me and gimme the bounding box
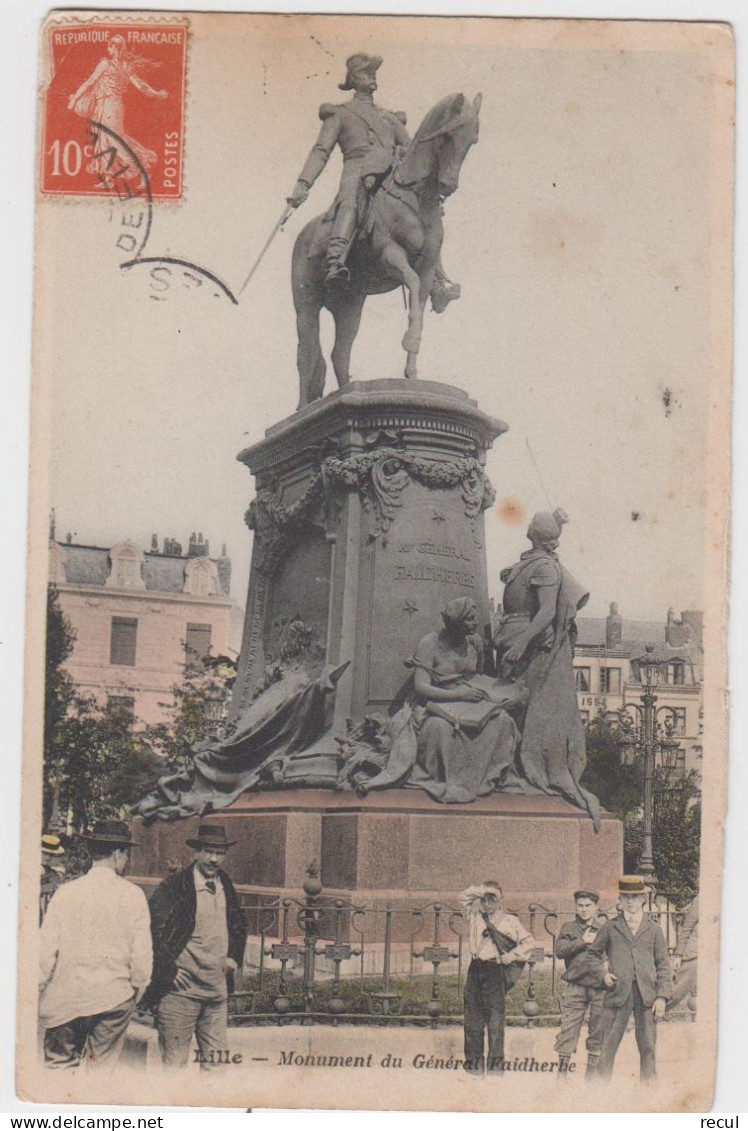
[494,510,600,828]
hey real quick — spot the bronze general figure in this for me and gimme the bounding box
[289,53,481,403]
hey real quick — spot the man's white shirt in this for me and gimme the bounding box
[459,886,535,962]
[39,865,152,1029]
[623,908,645,935]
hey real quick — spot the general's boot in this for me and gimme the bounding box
[558,1055,572,1077]
[325,261,351,286]
[325,205,356,287]
[431,281,461,313]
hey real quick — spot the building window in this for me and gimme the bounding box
[110,616,137,666]
[107,695,135,723]
[666,662,686,686]
[185,622,212,672]
[669,707,687,736]
[599,667,621,694]
[106,541,145,591]
[574,667,591,692]
[183,557,218,597]
[579,709,590,724]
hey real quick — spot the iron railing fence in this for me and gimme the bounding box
[219,878,695,1027]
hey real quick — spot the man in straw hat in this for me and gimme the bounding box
[289,52,460,309]
[40,833,66,922]
[588,876,673,1082]
[39,820,152,1070]
[143,824,247,1070]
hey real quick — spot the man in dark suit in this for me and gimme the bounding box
[588,876,672,1082]
[142,825,247,1070]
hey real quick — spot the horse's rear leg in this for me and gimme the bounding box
[296,304,326,408]
[330,292,366,388]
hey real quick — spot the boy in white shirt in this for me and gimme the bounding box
[459,880,537,1075]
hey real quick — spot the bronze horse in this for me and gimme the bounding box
[291,92,482,407]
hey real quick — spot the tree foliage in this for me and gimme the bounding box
[581,716,642,821]
[141,654,236,776]
[625,768,701,898]
[43,586,162,829]
[581,715,700,897]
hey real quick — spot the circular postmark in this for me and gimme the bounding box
[88,120,238,305]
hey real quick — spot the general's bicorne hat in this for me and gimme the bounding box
[186,824,237,850]
[82,819,138,848]
[617,875,648,894]
[339,53,383,91]
[573,890,599,902]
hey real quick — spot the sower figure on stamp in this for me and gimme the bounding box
[142,825,247,1070]
[39,820,152,1072]
[288,52,460,309]
[588,876,672,1083]
[459,881,537,1075]
[553,890,607,1079]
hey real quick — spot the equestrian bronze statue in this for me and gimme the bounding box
[289,53,481,406]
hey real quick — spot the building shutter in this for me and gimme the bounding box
[110,616,138,666]
[185,622,212,670]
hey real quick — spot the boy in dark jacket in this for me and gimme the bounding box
[142,825,247,1070]
[554,890,607,1078]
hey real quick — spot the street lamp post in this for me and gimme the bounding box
[618,643,686,881]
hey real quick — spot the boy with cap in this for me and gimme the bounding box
[588,876,672,1082]
[459,880,537,1075]
[39,820,152,1070]
[143,824,247,1070]
[553,890,607,1078]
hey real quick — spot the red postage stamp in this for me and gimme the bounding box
[40,20,188,200]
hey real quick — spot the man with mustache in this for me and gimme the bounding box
[143,825,247,1070]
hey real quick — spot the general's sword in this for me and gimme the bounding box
[238,201,295,297]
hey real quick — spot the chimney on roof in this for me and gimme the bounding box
[65,532,72,544]
[49,508,56,541]
[151,534,159,552]
[606,602,622,648]
[217,545,232,596]
[680,610,703,642]
[187,532,209,558]
[666,607,688,647]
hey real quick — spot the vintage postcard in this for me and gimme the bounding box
[18,10,733,1113]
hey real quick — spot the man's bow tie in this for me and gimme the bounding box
[205,878,216,895]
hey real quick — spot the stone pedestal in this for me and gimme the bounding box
[131,378,623,916]
[131,791,622,933]
[231,378,505,728]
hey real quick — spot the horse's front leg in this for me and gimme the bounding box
[329,290,366,388]
[380,242,424,379]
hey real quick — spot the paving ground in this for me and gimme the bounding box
[125,1014,700,1112]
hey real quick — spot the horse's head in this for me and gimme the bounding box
[398,93,482,199]
[431,92,482,199]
